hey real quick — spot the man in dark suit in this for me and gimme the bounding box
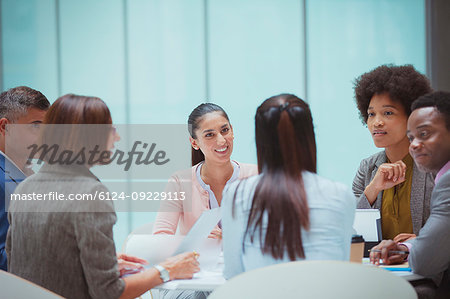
[370,91,450,298]
[0,86,49,271]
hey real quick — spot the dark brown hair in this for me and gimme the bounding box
[44,94,111,125]
[239,93,316,260]
[187,103,230,166]
[38,94,112,165]
[354,64,432,123]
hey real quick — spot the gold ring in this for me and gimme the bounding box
[193,251,199,259]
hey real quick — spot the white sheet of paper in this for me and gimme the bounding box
[353,209,381,241]
[125,234,221,270]
[124,208,222,269]
[175,207,222,254]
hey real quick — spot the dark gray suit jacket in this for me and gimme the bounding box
[353,151,434,235]
[408,169,450,289]
[6,163,124,299]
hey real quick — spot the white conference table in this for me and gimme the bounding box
[124,235,424,292]
[153,258,424,292]
[362,258,425,282]
[153,253,225,291]
[153,269,225,291]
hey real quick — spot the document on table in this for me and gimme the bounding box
[155,254,226,291]
[362,258,421,281]
[125,208,222,269]
[154,269,226,291]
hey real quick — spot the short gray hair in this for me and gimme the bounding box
[0,86,50,121]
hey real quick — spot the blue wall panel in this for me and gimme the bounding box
[59,0,126,123]
[127,0,206,125]
[1,0,59,101]
[307,0,426,186]
[208,0,305,165]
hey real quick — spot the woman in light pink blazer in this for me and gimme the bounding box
[153,103,257,238]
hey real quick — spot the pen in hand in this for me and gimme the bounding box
[369,249,409,255]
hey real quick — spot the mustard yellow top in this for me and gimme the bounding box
[381,154,414,239]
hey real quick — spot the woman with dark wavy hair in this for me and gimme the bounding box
[221,94,355,278]
[352,64,434,242]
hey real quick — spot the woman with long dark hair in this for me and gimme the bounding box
[222,94,355,278]
[153,103,257,238]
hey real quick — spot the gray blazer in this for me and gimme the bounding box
[352,151,434,235]
[408,170,450,289]
[6,163,124,299]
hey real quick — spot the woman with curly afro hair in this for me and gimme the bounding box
[352,64,434,242]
